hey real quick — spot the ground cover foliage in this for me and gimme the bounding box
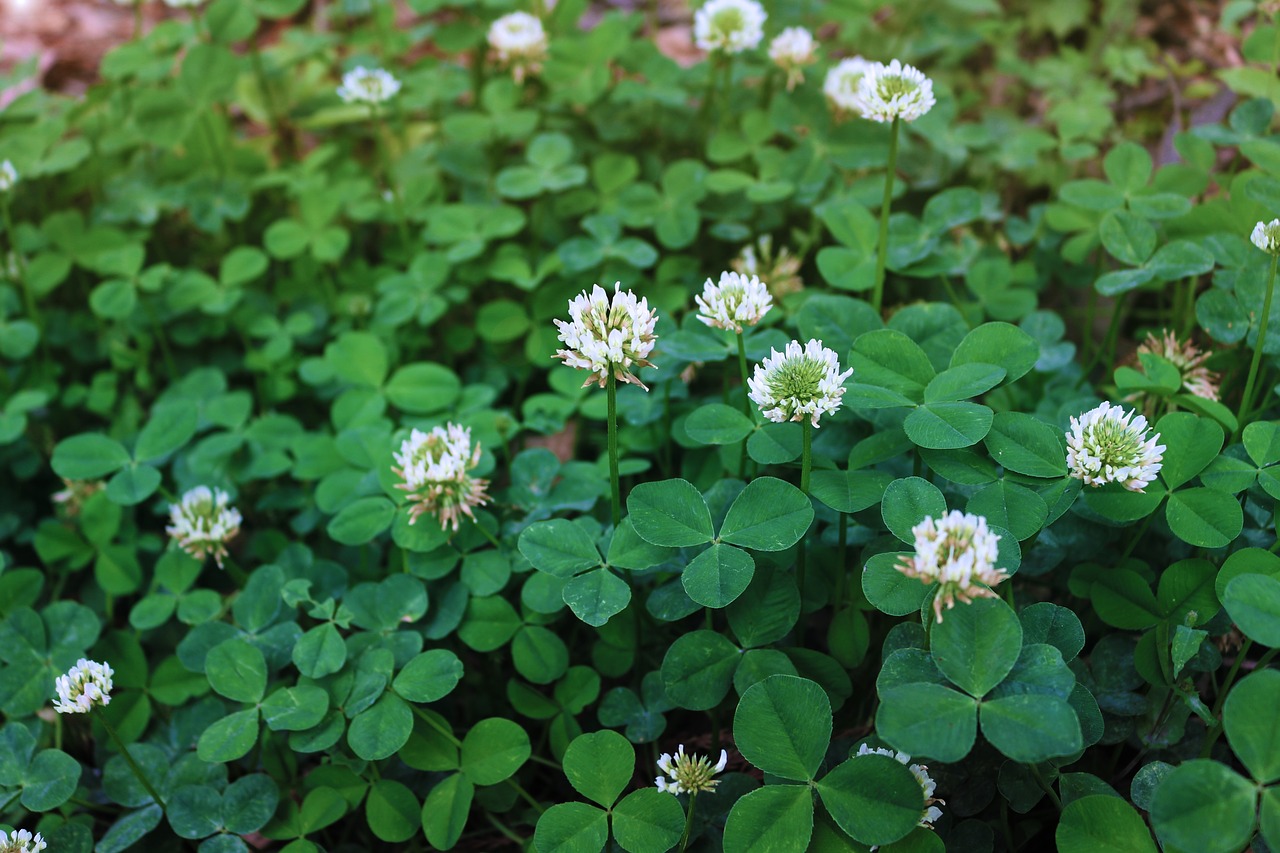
[3,0,1280,851]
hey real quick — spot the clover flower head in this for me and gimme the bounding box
[554,282,659,391]
[655,744,728,795]
[53,658,113,715]
[1136,330,1220,402]
[769,27,817,90]
[733,235,803,298]
[1253,219,1280,255]
[695,270,773,333]
[694,0,766,55]
[336,66,401,105]
[0,830,46,853]
[52,478,105,517]
[488,12,548,82]
[1066,401,1164,492]
[896,510,1006,624]
[166,486,242,568]
[823,56,875,115]
[748,338,852,427]
[856,744,944,830]
[0,161,16,193]
[392,423,490,531]
[856,59,936,123]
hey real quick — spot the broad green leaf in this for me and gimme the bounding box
[685,404,755,445]
[980,694,1082,762]
[734,675,831,781]
[519,519,601,578]
[951,323,1039,384]
[611,788,685,853]
[205,639,267,704]
[850,329,936,398]
[422,774,473,851]
[1056,795,1157,853]
[661,630,739,710]
[881,477,946,544]
[20,748,80,810]
[722,785,814,853]
[1149,760,1256,853]
[533,802,608,853]
[817,754,923,847]
[683,543,754,609]
[563,568,631,627]
[877,683,978,762]
[984,412,1067,478]
[366,780,419,843]
[1165,487,1243,548]
[261,685,330,731]
[394,650,464,703]
[1226,572,1280,647]
[51,434,131,479]
[384,363,461,414]
[197,708,260,763]
[923,363,1006,403]
[627,479,715,547]
[1224,668,1280,784]
[460,718,530,785]
[904,402,994,449]
[719,477,813,551]
[327,497,395,546]
[136,405,199,462]
[1157,412,1223,490]
[931,597,1022,698]
[1091,569,1161,630]
[862,552,929,617]
[563,730,633,808]
[348,693,413,761]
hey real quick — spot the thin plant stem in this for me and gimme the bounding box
[1202,637,1255,758]
[1029,764,1062,812]
[1238,253,1278,435]
[796,420,813,627]
[371,105,412,250]
[607,372,622,528]
[833,513,848,610]
[101,716,165,808]
[1,198,37,331]
[473,520,502,550]
[678,792,698,852]
[737,332,751,478]
[222,555,249,588]
[872,117,901,315]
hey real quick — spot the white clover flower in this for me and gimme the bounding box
[655,745,728,795]
[1252,219,1280,255]
[336,66,401,106]
[694,0,766,54]
[554,282,659,391]
[53,658,114,715]
[823,56,875,115]
[52,478,104,518]
[0,830,46,853]
[748,339,853,427]
[166,486,243,568]
[695,270,773,333]
[488,12,548,83]
[0,161,17,193]
[392,423,490,531]
[856,59,936,123]
[1136,330,1220,402]
[732,235,803,298]
[856,744,944,830]
[768,27,817,90]
[896,510,1006,624]
[1066,401,1165,492]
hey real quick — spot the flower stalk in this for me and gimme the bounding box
[872,116,900,315]
[608,371,622,528]
[101,717,166,809]
[1239,252,1278,432]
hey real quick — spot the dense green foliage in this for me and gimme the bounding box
[5,1,1280,851]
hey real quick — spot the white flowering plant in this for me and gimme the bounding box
[5,2,1280,853]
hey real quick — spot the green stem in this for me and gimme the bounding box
[833,513,848,610]
[1029,764,1062,812]
[1,198,38,331]
[607,372,622,528]
[872,117,901,315]
[797,420,813,620]
[1238,253,1278,435]
[1202,637,1255,757]
[678,792,698,852]
[222,554,249,588]
[371,105,412,250]
[473,520,502,550]
[737,332,751,478]
[101,717,165,809]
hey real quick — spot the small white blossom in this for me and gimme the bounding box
[488,12,548,83]
[0,829,46,853]
[823,56,875,115]
[748,339,852,427]
[0,161,17,193]
[856,59,936,123]
[392,423,490,531]
[336,66,401,106]
[1252,219,1280,255]
[694,0,766,54]
[768,27,817,90]
[896,510,1006,624]
[53,658,114,715]
[695,271,773,333]
[166,486,242,568]
[554,282,659,391]
[655,745,728,795]
[1066,401,1165,492]
[856,744,944,831]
